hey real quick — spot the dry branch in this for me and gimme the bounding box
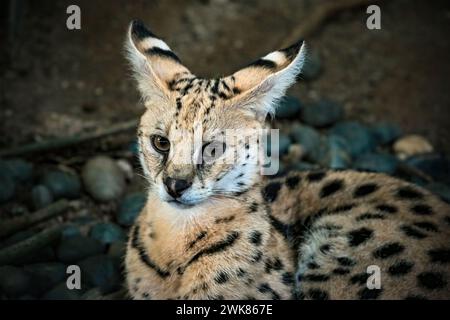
[280,0,383,47]
[0,119,138,158]
[0,199,70,239]
[0,225,64,265]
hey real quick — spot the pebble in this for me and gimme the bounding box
[31,184,53,210]
[289,124,322,158]
[0,266,32,298]
[330,121,376,157]
[78,255,122,294]
[371,122,402,145]
[108,241,126,265]
[302,99,343,127]
[57,236,105,263]
[393,134,434,160]
[89,222,126,245]
[353,152,398,174]
[275,96,302,119]
[82,156,126,202]
[327,135,352,169]
[41,169,81,199]
[61,225,82,239]
[0,158,34,183]
[117,193,146,227]
[405,154,450,185]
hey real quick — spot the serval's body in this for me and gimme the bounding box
[124,20,450,300]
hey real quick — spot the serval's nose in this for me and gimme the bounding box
[163,176,192,199]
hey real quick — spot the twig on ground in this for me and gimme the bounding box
[0,199,71,239]
[0,119,138,158]
[0,225,65,265]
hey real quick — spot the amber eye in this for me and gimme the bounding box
[150,135,170,153]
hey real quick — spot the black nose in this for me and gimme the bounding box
[163,177,192,199]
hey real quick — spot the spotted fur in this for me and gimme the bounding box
[124,21,450,300]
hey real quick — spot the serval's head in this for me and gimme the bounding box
[126,20,306,208]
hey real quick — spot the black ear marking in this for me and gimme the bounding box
[280,39,304,60]
[130,20,157,40]
[146,47,181,63]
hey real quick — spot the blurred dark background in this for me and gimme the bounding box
[1,0,450,151]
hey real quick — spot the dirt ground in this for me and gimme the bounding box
[0,0,449,153]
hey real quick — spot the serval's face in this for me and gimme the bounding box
[126,20,306,208]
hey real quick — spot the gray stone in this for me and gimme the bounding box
[354,153,398,174]
[327,135,352,169]
[24,262,67,297]
[330,121,376,157]
[41,170,81,199]
[300,51,322,81]
[82,156,126,202]
[78,255,122,294]
[31,184,53,210]
[117,193,146,227]
[0,158,34,183]
[89,222,126,245]
[405,154,450,185]
[0,174,15,203]
[289,124,321,157]
[371,122,402,145]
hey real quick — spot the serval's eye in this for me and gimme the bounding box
[151,135,170,154]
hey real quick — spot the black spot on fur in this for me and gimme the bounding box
[258,283,281,300]
[397,187,424,200]
[214,271,229,284]
[307,288,329,300]
[307,262,320,270]
[375,204,398,214]
[282,272,294,285]
[359,287,382,300]
[307,171,326,182]
[182,231,240,272]
[356,213,385,221]
[262,182,282,202]
[320,244,331,254]
[350,273,369,285]
[249,230,262,246]
[286,176,300,189]
[388,261,414,276]
[331,203,355,213]
[411,204,434,215]
[413,221,438,232]
[251,250,263,263]
[417,272,446,290]
[337,257,356,267]
[400,225,427,239]
[373,242,405,259]
[265,257,284,273]
[320,180,344,198]
[131,226,170,278]
[237,268,247,277]
[249,202,258,213]
[354,183,379,198]
[348,227,374,247]
[333,268,351,275]
[428,249,450,264]
[215,216,235,224]
[188,231,207,249]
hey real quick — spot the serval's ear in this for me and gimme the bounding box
[226,40,306,120]
[126,20,193,102]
